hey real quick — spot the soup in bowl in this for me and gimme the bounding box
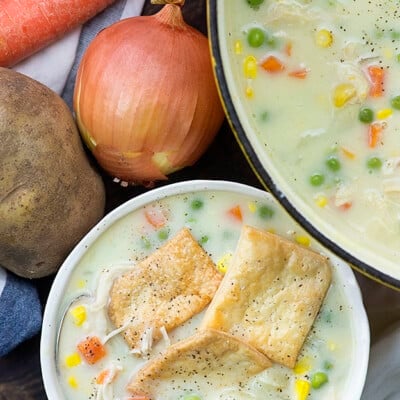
[41,180,369,400]
[208,0,400,287]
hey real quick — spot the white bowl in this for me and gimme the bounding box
[41,180,369,400]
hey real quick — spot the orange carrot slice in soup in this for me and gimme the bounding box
[77,336,106,365]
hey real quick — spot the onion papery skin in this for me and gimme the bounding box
[73,5,225,184]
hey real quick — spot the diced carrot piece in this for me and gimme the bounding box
[144,209,166,229]
[339,202,352,211]
[261,55,285,73]
[77,336,106,365]
[228,205,243,222]
[288,68,309,79]
[129,396,151,400]
[367,65,385,97]
[340,146,356,159]
[284,41,292,56]
[96,369,110,384]
[368,122,384,148]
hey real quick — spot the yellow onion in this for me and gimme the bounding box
[73,0,225,184]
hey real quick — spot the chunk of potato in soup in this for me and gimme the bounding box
[57,189,356,400]
[222,0,400,276]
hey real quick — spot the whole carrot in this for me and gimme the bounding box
[0,0,117,67]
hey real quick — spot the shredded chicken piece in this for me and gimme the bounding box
[334,61,369,105]
[131,327,154,357]
[383,177,400,194]
[334,184,354,207]
[89,263,134,312]
[95,362,123,400]
[264,0,318,26]
[383,157,400,175]
[160,326,171,347]
[102,321,131,345]
[364,189,386,210]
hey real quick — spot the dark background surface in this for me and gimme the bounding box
[2,0,400,398]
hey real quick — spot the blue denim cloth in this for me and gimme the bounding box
[0,270,42,356]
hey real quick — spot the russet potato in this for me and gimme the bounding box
[0,68,106,278]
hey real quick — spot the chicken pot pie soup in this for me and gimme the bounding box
[214,0,400,282]
[42,181,369,400]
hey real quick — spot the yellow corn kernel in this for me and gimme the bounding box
[67,376,79,389]
[315,195,328,208]
[377,108,393,119]
[383,47,393,59]
[235,40,243,55]
[69,305,87,326]
[333,83,356,107]
[76,279,86,289]
[327,340,337,351]
[216,253,232,274]
[248,201,257,213]
[294,357,312,374]
[65,353,81,368]
[315,29,333,47]
[245,85,254,98]
[295,379,311,400]
[244,55,258,79]
[295,235,311,247]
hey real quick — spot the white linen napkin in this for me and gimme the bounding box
[12,0,146,97]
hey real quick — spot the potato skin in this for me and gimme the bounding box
[0,67,106,278]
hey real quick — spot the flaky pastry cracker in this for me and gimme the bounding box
[201,225,332,368]
[108,228,222,350]
[128,328,271,396]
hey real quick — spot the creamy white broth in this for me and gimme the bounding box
[222,0,400,274]
[57,189,355,400]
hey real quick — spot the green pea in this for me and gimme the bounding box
[191,199,204,210]
[199,235,209,244]
[391,95,400,110]
[358,107,374,123]
[258,204,274,219]
[324,310,333,323]
[391,31,400,40]
[260,110,269,121]
[182,394,202,400]
[247,27,265,48]
[323,360,333,370]
[265,34,278,48]
[246,0,264,9]
[367,156,382,170]
[311,372,328,389]
[325,156,341,172]
[140,236,151,249]
[310,173,325,186]
[157,229,169,241]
